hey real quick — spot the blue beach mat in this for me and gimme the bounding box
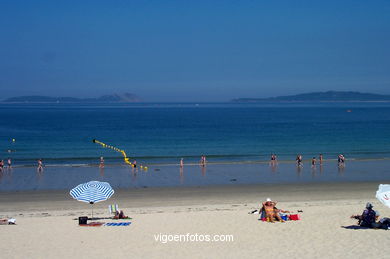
[104,222,131,226]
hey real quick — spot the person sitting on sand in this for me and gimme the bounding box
[114,210,128,219]
[350,202,380,228]
[262,198,284,223]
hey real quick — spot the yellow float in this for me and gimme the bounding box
[92,139,147,170]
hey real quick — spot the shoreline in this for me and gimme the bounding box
[5,156,390,168]
[1,159,390,192]
[0,181,384,214]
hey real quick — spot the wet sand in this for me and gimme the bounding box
[0,181,383,213]
[1,159,390,191]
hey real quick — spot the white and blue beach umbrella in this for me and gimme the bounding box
[376,184,390,209]
[70,181,114,218]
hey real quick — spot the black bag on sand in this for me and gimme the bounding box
[79,216,88,225]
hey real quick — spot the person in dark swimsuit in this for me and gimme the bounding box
[311,157,316,167]
[296,155,303,167]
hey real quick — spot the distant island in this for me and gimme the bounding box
[2,93,141,103]
[231,91,390,103]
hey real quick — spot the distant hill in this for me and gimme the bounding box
[2,93,141,103]
[231,91,390,102]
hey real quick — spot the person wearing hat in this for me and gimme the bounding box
[261,198,284,223]
[350,202,380,228]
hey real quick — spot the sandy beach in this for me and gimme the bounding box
[0,182,389,259]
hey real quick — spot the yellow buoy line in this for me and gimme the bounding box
[92,139,147,171]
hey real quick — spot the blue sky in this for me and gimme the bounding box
[0,0,389,101]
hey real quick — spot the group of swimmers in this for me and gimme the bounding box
[177,153,346,169]
[0,158,44,173]
[270,154,345,168]
[0,158,12,172]
[2,153,348,174]
[178,155,207,169]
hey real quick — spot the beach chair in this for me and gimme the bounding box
[109,204,119,215]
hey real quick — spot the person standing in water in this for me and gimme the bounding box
[37,159,43,172]
[180,158,184,168]
[319,154,323,165]
[270,154,277,166]
[7,158,12,170]
[200,155,206,167]
[99,157,104,168]
[311,157,316,167]
[179,158,184,183]
[338,154,346,168]
[338,154,346,165]
[296,155,303,167]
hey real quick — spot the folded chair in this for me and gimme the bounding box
[109,204,119,215]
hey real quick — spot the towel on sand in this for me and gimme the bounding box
[105,222,131,226]
[0,218,16,225]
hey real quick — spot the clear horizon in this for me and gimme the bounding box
[1,1,389,101]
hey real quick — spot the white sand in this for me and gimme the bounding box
[0,183,389,259]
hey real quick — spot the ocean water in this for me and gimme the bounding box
[1,102,390,167]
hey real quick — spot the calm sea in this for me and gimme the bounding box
[1,102,390,167]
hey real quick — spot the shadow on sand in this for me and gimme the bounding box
[341,225,371,230]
